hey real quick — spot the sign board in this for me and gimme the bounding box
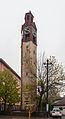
[46,104,48,112]
[25,104,35,112]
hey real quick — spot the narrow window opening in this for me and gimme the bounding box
[33,36,36,44]
[31,17,33,23]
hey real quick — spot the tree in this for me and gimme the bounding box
[37,54,65,110]
[0,70,20,111]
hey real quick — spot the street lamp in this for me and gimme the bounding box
[44,59,52,118]
[47,59,48,118]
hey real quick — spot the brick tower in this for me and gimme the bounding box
[21,11,37,109]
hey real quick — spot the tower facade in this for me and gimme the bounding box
[21,11,37,109]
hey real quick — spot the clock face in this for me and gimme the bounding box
[32,28,36,37]
[24,27,30,34]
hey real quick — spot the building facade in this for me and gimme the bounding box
[0,58,21,106]
[21,11,37,109]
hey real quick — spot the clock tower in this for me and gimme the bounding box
[21,11,37,109]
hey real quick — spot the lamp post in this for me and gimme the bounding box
[44,59,52,118]
[46,59,48,118]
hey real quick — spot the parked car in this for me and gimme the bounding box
[50,108,62,118]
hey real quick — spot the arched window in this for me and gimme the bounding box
[27,15,29,24]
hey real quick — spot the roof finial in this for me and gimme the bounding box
[29,10,31,13]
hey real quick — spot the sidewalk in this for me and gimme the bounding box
[31,117,52,119]
[0,116,52,119]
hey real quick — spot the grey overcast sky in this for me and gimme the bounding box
[0,0,65,76]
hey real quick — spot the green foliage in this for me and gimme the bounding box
[0,70,20,104]
[42,98,52,104]
[37,55,65,110]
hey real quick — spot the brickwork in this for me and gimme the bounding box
[0,58,21,106]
